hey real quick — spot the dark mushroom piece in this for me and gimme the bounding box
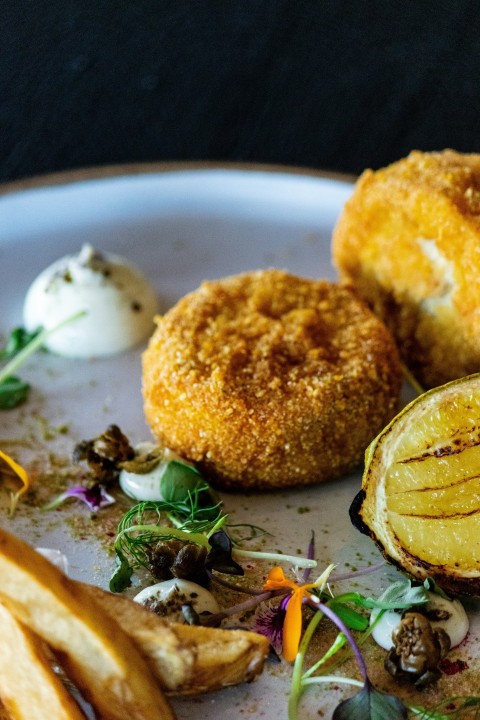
[385,610,451,688]
[147,539,209,585]
[73,424,135,483]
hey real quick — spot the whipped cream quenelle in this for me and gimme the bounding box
[23,244,159,358]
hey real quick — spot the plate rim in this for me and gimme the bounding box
[0,161,356,197]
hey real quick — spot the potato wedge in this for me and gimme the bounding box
[0,528,175,720]
[0,602,85,720]
[85,585,270,694]
[169,622,270,694]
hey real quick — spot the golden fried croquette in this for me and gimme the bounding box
[142,269,402,490]
[333,149,480,389]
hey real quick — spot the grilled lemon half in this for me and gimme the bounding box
[350,373,480,597]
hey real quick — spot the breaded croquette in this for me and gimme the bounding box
[333,149,480,389]
[142,269,402,490]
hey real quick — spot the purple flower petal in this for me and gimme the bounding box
[44,484,115,512]
[302,531,315,583]
[253,596,290,654]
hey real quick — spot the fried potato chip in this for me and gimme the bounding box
[0,528,175,720]
[86,585,270,694]
[0,602,85,720]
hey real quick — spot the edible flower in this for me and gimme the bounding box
[0,449,30,514]
[254,595,290,655]
[44,484,115,512]
[263,563,335,661]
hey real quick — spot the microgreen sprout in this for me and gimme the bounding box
[409,697,480,719]
[0,311,86,409]
[109,463,316,591]
[233,547,317,570]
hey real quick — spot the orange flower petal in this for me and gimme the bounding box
[282,590,304,662]
[263,563,337,662]
[263,565,298,592]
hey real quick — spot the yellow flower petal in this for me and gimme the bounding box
[0,450,30,514]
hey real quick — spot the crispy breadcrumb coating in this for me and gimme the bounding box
[142,269,402,490]
[333,149,480,389]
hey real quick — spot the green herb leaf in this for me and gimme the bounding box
[410,696,480,719]
[0,375,31,409]
[423,577,451,600]
[333,679,408,720]
[160,460,204,502]
[109,553,133,592]
[0,327,41,360]
[365,579,429,610]
[159,460,220,521]
[328,601,369,632]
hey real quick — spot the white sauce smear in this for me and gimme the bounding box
[134,579,219,623]
[371,591,469,650]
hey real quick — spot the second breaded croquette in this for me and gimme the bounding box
[333,149,480,389]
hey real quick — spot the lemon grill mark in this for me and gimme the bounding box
[392,472,480,494]
[393,507,480,520]
[398,437,480,463]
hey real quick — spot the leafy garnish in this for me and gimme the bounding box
[0,327,41,360]
[276,553,470,720]
[287,593,410,720]
[423,577,452,601]
[410,696,480,719]
[0,312,85,410]
[332,679,408,720]
[364,579,429,610]
[109,552,134,593]
[159,460,221,519]
[327,600,370,632]
[0,376,30,409]
[109,477,223,591]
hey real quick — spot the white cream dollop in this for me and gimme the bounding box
[23,244,159,358]
[371,591,469,650]
[134,579,219,622]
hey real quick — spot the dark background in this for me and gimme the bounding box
[3,0,480,183]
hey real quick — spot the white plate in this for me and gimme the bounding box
[0,165,477,719]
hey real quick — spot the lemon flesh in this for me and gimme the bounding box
[353,373,480,596]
